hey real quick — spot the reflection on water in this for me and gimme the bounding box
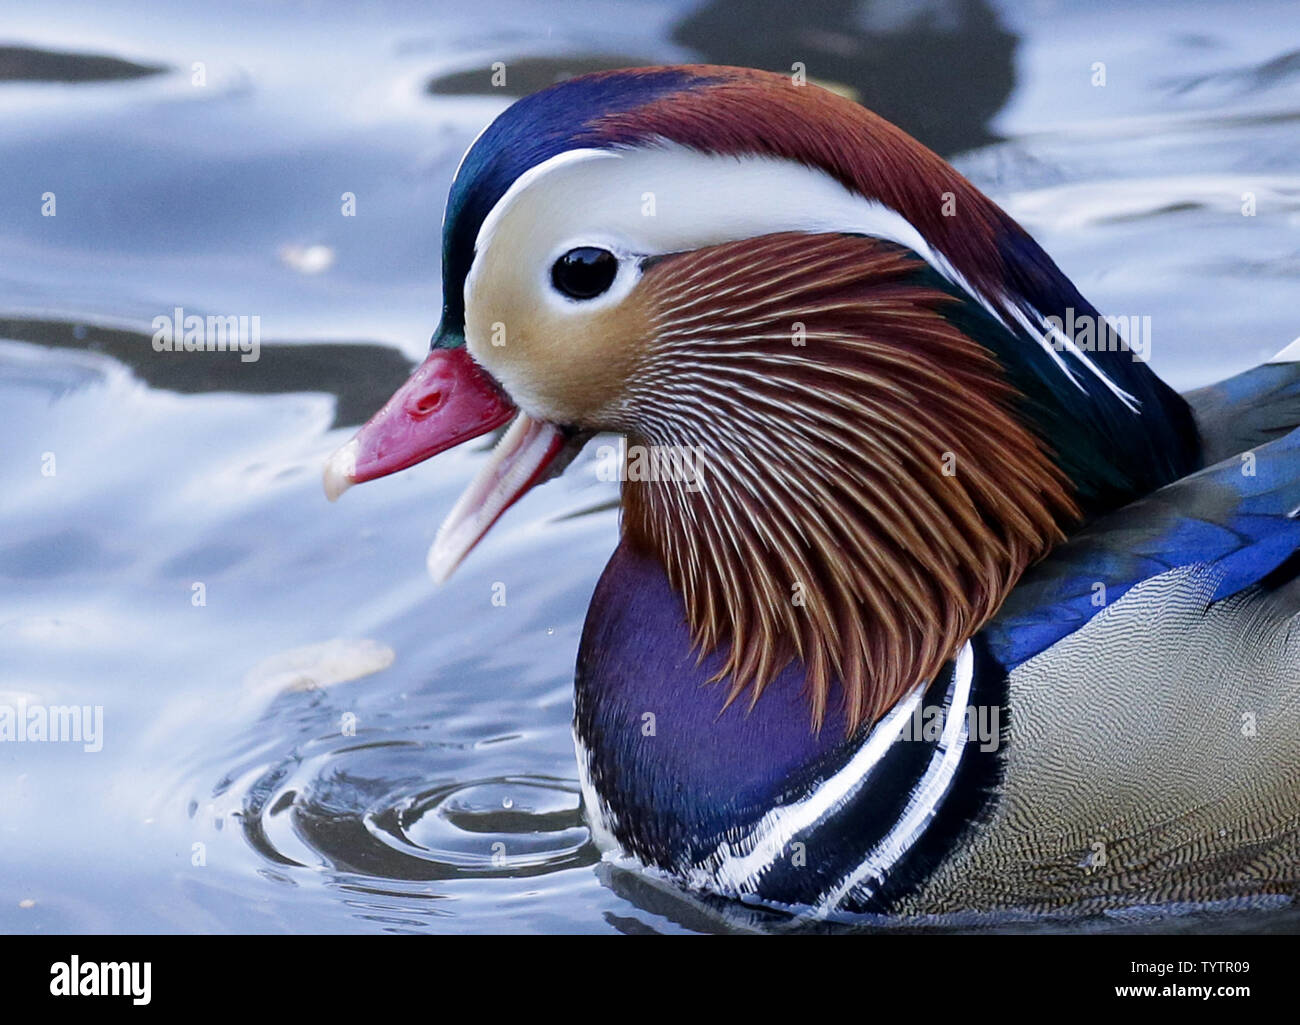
[430,55,665,98]
[0,318,412,429]
[426,0,1015,156]
[3,0,1300,933]
[0,44,167,83]
[671,0,1015,154]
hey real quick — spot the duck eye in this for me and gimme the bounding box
[551,247,618,300]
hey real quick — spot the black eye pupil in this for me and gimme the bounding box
[551,247,618,300]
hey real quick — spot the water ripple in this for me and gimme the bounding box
[230,737,597,885]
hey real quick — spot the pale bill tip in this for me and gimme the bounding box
[426,534,461,586]
[422,413,562,587]
[323,438,359,502]
[426,493,484,585]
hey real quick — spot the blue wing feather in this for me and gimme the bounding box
[986,426,1300,668]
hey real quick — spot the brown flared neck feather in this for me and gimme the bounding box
[616,232,1080,734]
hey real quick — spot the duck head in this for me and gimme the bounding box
[325,65,1200,732]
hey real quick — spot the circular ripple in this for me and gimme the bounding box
[369,777,594,878]
[230,739,597,882]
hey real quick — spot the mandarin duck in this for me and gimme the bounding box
[323,66,1300,922]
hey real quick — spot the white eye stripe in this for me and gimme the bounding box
[470,142,951,284]
[469,147,617,275]
[464,140,1130,404]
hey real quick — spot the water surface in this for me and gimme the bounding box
[3,0,1300,933]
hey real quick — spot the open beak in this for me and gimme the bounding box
[323,346,571,582]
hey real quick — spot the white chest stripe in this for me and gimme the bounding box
[573,729,621,854]
[577,641,976,911]
[688,673,930,896]
[814,640,974,916]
